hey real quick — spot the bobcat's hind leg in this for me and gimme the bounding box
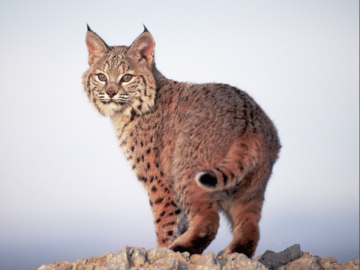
[221,201,262,258]
[221,161,272,258]
[169,187,220,254]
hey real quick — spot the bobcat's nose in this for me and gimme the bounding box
[107,90,116,98]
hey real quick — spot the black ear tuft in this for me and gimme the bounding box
[87,24,92,32]
[143,24,149,33]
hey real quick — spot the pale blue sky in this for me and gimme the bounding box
[0,1,359,269]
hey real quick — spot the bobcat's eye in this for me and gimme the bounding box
[122,74,133,83]
[97,74,107,82]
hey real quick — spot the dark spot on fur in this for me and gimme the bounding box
[160,211,166,217]
[130,109,136,121]
[221,171,228,185]
[154,147,159,157]
[155,218,161,223]
[175,209,181,215]
[194,142,201,150]
[131,146,135,152]
[151,186,157,192]
[240,143,248,148]
[120,140,127,146]
[155,197,164,204]
[167,231,173,236]
[147,163,151,169]
[139,176,147,183]
[146,148,151,154]
[163,221,176,228]
[150,175,154,183]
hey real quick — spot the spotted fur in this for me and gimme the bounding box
[83,26,281,258]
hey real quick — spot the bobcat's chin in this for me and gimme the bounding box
[93,100,125,117]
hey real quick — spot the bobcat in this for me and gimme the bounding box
[83,25,281,258]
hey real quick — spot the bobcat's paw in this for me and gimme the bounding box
[169,236,194,254]
[217,248,230,259]
[195,170,218,191]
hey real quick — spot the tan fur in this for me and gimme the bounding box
[83,26,281,258]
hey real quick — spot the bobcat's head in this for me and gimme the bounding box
[83,26,157,117]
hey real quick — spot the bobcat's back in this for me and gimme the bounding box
[83,26,280,258]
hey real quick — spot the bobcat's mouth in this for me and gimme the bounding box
[101,100,128,106]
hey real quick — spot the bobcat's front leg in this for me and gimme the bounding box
[146,177,181,247]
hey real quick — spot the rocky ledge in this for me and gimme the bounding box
[35,244,359,270]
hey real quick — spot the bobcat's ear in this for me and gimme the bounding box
[85,25,109,66]
[128,27,155,67]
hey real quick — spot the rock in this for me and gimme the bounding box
[222,253,268,270]
[107,246,130,270]
[277,252,320,270]
[129,247,147,268]
[340,258,360,269]
[152,257,179,270]
[147,247,177,263]
[36,264,55,270]
[258,244,302,269]
[190,252,220,268]
[34,244,359,270]
[193,265,220,270]
[283,244,303,261]
[147,247,189,270]
[273,251,359,270]
[318,256,338,269]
